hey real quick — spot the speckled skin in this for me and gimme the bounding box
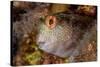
[36,13,96,58]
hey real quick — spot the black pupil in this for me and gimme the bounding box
[49,19,54,25]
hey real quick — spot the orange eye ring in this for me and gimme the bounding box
[45,16,57,29]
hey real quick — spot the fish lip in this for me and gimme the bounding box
[37,41,45,46]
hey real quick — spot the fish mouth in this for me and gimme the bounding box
[37,42,45,47]
[37,41,55,52]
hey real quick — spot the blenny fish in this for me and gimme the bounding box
[36,13,96,59]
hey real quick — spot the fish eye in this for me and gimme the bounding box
[45,16,57,29]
